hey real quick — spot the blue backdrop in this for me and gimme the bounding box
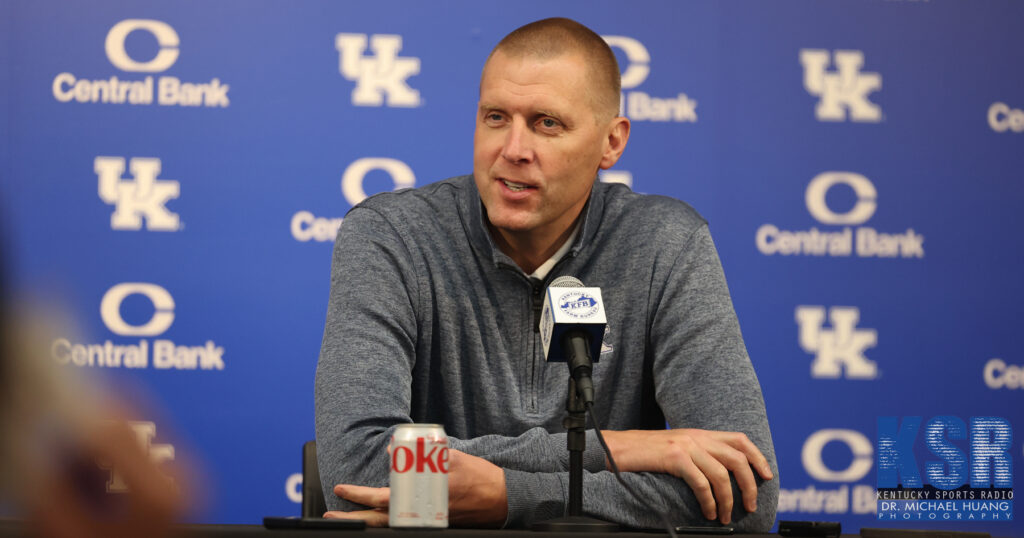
[3,1,1022,534]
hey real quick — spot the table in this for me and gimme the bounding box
[0,519,843,538]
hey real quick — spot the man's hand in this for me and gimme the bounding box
[325,485,389,526]
[602,429,774,525]
[325,449,508,527]
[446,448,508,526]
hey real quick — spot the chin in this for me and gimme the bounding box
[486,213,535,234]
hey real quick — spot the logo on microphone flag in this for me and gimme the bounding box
[558,291,601,319]
[541,286,606,362]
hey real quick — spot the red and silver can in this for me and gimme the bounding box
[389,423,449,528]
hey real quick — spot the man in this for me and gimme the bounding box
[315,17,777,530]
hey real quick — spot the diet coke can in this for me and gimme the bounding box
[389,423,449,528]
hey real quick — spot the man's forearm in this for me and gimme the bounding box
[450,428,608,473]
[503,467,778,531]
[317,423,607,511]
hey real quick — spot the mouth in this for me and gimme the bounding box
[499,178,536,193]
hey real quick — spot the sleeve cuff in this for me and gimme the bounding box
[555,430,608,473]
[583,430,608,472]
[502,468,567,528]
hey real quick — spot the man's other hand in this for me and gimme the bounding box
[325,449,508,527]
[446,448,508,526]
[325,484,389,526]
[602,429,774,525]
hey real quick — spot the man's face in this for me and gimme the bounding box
[473,51,621,246]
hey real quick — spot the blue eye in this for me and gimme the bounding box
[541,118,558,128]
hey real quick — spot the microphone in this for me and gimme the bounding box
[540,276,606,406]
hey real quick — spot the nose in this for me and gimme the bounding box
[501,119,534,164]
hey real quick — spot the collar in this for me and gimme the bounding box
[529,219,580,280]
[459,175,606,274]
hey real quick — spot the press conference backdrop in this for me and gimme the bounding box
[3,0,1022,534]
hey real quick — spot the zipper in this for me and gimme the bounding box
[531,280,544,333]
[499,253,577,414]
[529,278,543,412]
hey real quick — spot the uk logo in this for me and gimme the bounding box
[95,156,180,231]
[335,33,421,107]
[796,306,878,379]
[800,49,882,122]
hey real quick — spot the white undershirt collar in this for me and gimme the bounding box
[528,221,581,281]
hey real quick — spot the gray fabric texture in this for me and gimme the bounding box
[314,175,778,531]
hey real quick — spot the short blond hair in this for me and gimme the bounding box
[486,17,621,119]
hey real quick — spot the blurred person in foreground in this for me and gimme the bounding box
[316,17,778,530]
[0,249,189,537]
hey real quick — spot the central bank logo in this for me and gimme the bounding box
[984,358,1024,390]
[756,172,925,258]
[335,33,421,107]
[105,19,180,72]
[779,428,877,516]
[804,171,876,225]
[100,283,175,335]
[877,416,1013,521]
[340,157,415,204]
[796,305,878,380]
[800,49,882,122]
[602,35,696,122]
[988,102,1024,133]
[102,421,175,493]
[292,157,416,242]
[96,156,180,231]
[52,19,229,107]
[51,283,224,371]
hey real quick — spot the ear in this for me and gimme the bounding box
[598,116,631,170]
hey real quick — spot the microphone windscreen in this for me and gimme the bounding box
[540,277,606,363]
[550,275,584,288]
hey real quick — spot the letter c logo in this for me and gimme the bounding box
[284,473,303,504]
[805,172,877,225]
[602,36,650,90]
[341,158,416,207]
[100,283,175,336]
[802,428,874,482]
[105,19,180,73]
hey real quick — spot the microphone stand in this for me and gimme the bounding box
[531,376,618,532]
